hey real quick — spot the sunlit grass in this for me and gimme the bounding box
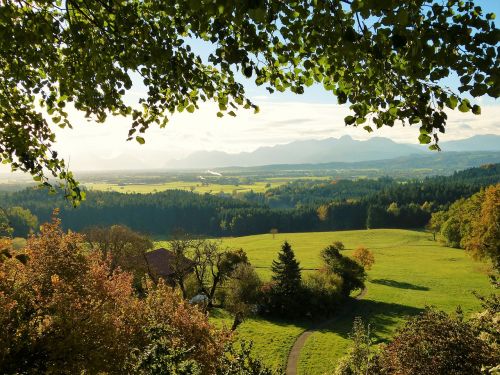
[199,229,493,374]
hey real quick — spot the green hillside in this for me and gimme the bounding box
[206,229,493,373]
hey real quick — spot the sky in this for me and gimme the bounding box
[10,1,500,171]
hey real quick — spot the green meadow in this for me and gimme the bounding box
[204,229,492,374]
[85,181,275,194]
[83,176,329,195]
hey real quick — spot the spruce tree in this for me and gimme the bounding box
[271,241,301,296]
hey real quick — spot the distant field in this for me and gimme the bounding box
[83,176,330,195]
[196,229,492,374]
[85,181,272,194]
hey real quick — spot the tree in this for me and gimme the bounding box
[2,2,498,200]
[377,308,496,375]
[0,213,142,374]
[463,184,500,270]
[427,210,448,241]
[0,209,13,238]
[224,263,263,330]
[84,225,153,290]
[321,243,366,296]
[1,213,281,375]
[352,247,375,270]
[5,207,38,238]
[435,184,500,271]
[270,228,279,239]
[191,241,249,308]
[271,241,301,296]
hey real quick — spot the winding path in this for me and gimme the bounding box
[285,288,367,375]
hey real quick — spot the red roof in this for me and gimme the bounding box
[145,248,195,279]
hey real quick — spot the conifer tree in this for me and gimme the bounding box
[271,241,301,296]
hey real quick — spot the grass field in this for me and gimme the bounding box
[84,176,329,195]
[85,181,276,194]
[201,229,493,374]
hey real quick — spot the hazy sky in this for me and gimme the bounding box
[10,1,500,171]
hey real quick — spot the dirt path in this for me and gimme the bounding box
[285,288,367,375]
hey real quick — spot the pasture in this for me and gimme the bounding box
[207,229,492,374]
[83,176,329,195]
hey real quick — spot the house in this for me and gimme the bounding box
[145,247,195,283]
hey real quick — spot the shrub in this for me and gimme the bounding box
[377,308,496,375]
[302,268,343,317]
[225,263,262,317]
[334,317,379,375]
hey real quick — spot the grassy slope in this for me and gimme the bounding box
[211,230,492,374]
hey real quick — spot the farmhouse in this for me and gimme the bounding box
[145,247,195,284]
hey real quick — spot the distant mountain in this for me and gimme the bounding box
[166,135,425,169]
[225,151,500,175]
[441,134,500,152]
[166,134,500,169]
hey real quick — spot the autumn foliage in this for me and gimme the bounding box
[352,246,375,270]
[0,213,232,374]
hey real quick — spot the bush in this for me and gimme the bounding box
[302,269,343,317]
[225,263,262,317]
[377,307,496,375]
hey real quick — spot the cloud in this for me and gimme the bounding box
[7,100,496,171]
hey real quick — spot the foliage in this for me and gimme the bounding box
[84,224,153,290]
[302,268,343,317]
[191,240,249,307]
[463,184,500,270]
[352,247,375,270]
[0,212,244,374]
[377,308,496,375]
[334,317,378,375]
[1,1,498,199]
[4,206,38,238]
[0,164,498,237]
[321,243,366,296]
[129,324,202,375]
[427,210,448,240]
[271,241,301,296]
[264,241,302,317]
[0,213,140,374]
[435,183,500,270]
[0,209,13,237]
[224,263,263,318]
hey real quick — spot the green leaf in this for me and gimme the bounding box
[418,133,431,144]
[136,136,145,144]
[345,116,356,125]
[458,99,470,113]
[186,104,195,113]
[471,105,481,115]
[446,96,458,110]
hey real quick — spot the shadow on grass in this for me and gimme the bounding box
[210,307,311,330]
[370,278,430,291]
[317,298,424,343]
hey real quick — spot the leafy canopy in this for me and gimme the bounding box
[1,0,498,202]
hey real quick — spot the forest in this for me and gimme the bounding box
[1,164,498,237]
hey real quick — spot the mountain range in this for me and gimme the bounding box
[166,134,500,169]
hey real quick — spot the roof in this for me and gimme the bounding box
[145,248,195,279]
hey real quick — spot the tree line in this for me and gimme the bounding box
[0,164,498,237]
